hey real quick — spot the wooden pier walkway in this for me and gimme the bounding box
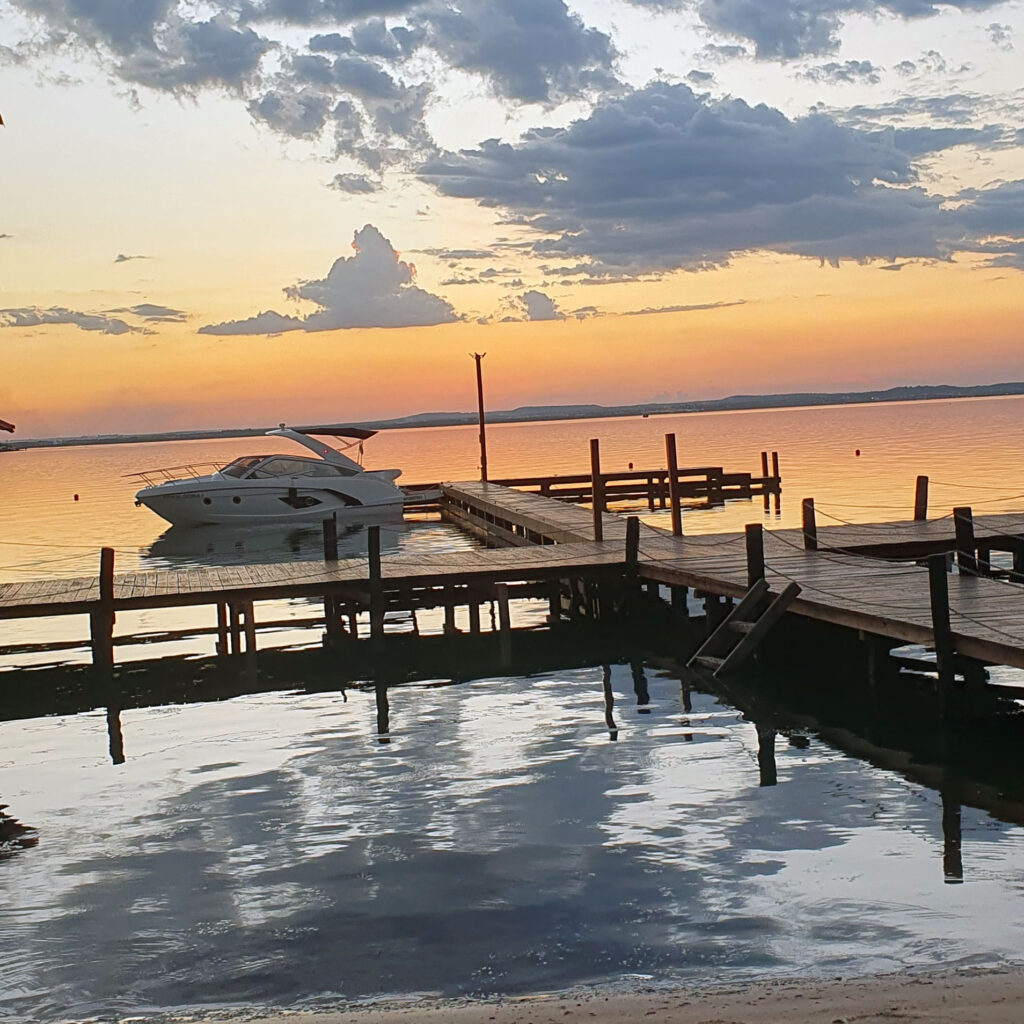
[2,479,1024,674]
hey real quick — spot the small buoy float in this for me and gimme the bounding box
[855,449,861,457]
[73,493,79,501]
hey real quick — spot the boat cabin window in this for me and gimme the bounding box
[247,457,355,479]
[219,456,264,478]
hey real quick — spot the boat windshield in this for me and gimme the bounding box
[219,456,265,478]
[248,456,356,479]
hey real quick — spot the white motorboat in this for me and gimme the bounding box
[132,426,407,527]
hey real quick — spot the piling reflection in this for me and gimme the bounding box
[0,804,38,857]
[630,658,650,712]
[375,681,391,744]
[106,707,125,765]
[601,663,618,739]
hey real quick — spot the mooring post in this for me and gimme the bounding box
[590,438,604,541]
[914,475,929,521]
[471,351,488,482]
[927,553,956,695]
[216,602,229,656]
[625,515,640,605]
[1012,544,1024,584]
[953,506,977,576]
[368,524,384,647]
[469,591,482,634]
[801,497,818,551]
[496,582,512,664]
[228,602,242,655]
[745,523,765,588]
[242,600,257,678]
[760,451,770,512]
[771,451,781,514]
[90,547,115,678]
[443,588,457,635]
[546,580,561,627]
[322,514,343,646]
[322,514,339,562]
[665,433,682,537]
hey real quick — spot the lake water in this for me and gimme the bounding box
[3,397,1024,1021]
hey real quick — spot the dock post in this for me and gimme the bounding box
[242,600,257,679]
[472,352,488,482]
[496,583,512,664]
[228,602,242,655]
[927,554,956,695]
[625,515,640,605]
[590,438,604,541]
[770,452,781,514]
[322,514,343,647]
[671,585,689,617]
[665,433,682,537]
[546,580,561,626]
[469,592,482,634]
[760,451,770,512]
[216,603,229,656]
[745,523,765,588]
[1012,545,1024,584]
[914,476,929,521]
[801,498,818,551]
[646,475,655,512]
[368,525,384,648]
[90,547,116,678]
[953,506,977,576]
[443,588,457,635]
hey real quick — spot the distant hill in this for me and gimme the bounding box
[4,382,1024,450]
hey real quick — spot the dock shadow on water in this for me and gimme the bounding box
[4,641,1024,1020]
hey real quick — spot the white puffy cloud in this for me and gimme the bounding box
[520,290,564,320]
[421,82,1024,275]
[199,224,461,334]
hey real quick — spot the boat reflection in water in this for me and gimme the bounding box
[144,508,404,568]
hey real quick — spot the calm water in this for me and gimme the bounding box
[3,397,1024,1020]
[2,395,1024,582]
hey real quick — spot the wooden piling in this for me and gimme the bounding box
[368,525,384,647]
[927,553,956,693]
[801,497,818,551]
[242,600,257,677]
[771,451,781,514]
[469,594,482,634]
[90,547,116,677]
[745,523,765,588]
[322,515,339,562]
[914,475,929,521]
[443,589,457,635]
[665,433,682,537]
[216,603,229,656]
[761,451,770,512]
[953,506,977,576]
[589,438,604,542]
[496,582,512,663]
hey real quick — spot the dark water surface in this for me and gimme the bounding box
[3,662,1024,1021]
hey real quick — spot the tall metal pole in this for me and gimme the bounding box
[471,352,488,482]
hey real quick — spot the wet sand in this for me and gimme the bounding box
[229,969,1024,1024]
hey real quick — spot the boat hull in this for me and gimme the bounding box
[137,475,405,527]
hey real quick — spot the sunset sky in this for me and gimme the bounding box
[1,0,1023,435]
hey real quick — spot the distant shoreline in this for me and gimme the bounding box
[3,382,1023,451]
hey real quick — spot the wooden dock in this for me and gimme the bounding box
[2,472,1024,681]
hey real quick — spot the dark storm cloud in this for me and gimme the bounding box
[420,82,1024,274]
[199,224,461,334]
